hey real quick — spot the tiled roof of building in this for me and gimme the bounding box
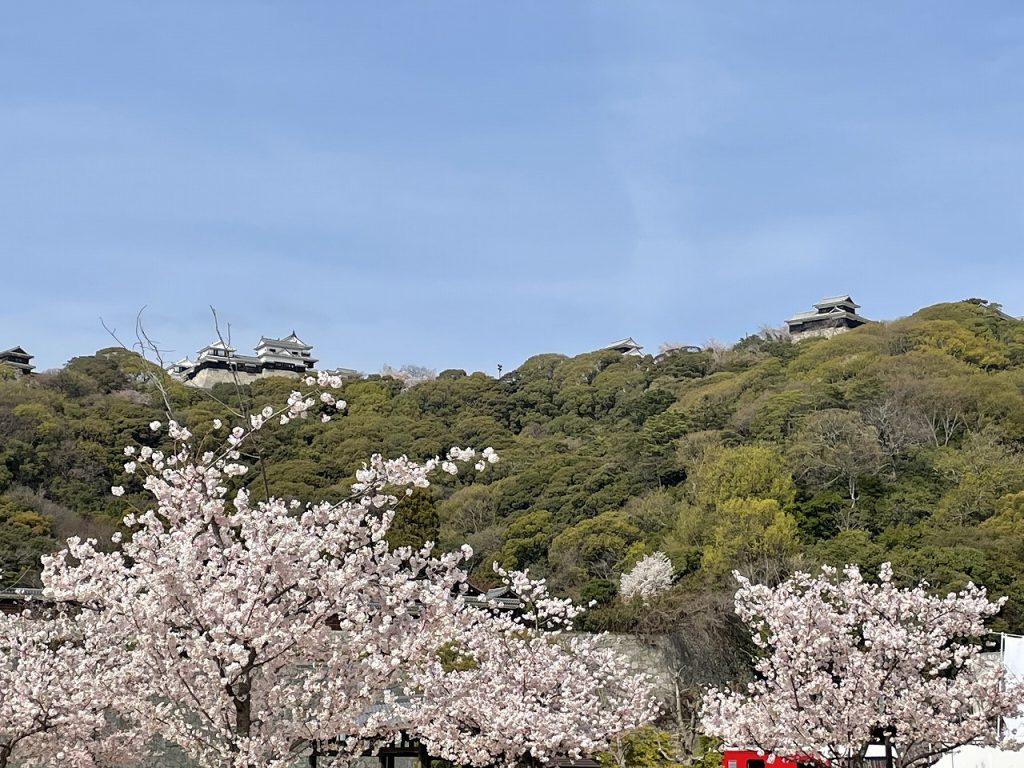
[257,332,312,350]
[0,346,35,373]
[199,340,236,353]
[814,295,860,309]
[787,309,869,325]
[602,337,643,354]
[787,295,869,327]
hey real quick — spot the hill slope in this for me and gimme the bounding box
[4,299,1024,645]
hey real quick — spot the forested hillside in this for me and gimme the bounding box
[4,298,1024,648]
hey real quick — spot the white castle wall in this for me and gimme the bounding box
[184,366,307,389]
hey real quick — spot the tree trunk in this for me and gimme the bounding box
[233,678,252,737]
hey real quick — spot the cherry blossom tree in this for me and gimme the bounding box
[39,374,493,768]
[28,372,655,768]
[0,596,134,768]
[387,565,660,767]
[700,563,1023,768]
[619,552,674,602]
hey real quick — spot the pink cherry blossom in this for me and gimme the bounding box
[378,564,659,767]
[701,563,1024,768]
[0,603,139,768]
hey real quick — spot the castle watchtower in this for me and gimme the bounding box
[170,357,194,378]
[785,295,870,341]
[0,346,35,376]
[255,332,318,373]
[196,340,237,361]
[183,339,260,388]
[601,337,644,356]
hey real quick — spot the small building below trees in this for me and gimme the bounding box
[0,587,44,614]
[0,346,35,377]
[785,296,870,341]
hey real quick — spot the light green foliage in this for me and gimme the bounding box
[691,445,796,511]
[659,501,708,578]
[598,727,686,768]
[435,640,479,673]
[701,498,799,581]
[549,510,643,582]
[906,319,1010,369]
[438,484,499,545]
[982,490,1024,535]
[738,388,809,441]
[0,494,55,586]
[931,430,1024,525]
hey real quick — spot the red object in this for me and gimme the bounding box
[722,749,827,768]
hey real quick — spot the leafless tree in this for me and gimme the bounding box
[790,409,887,526]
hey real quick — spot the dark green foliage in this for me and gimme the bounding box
[386,489,441,551]
[0,494,54,587]
[497,509,554,570]
[582,578,619,606]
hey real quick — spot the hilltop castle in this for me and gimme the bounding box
[785,295,870,341]
[0,347,34,377]
[171,333,357,389]
[601,337,644,356]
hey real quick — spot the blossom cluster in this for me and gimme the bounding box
[0,603,139,768]
[384,564,661,767]
[619,552,674,602]
[700,563,1023,768]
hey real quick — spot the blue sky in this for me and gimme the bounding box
[3,2,1024,374]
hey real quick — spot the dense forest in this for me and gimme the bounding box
[4,298,1024,662]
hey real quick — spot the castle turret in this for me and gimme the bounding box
[786,295,870,341]
[0,346,34,376]
[254,332,318,370]
[601,337,644,356]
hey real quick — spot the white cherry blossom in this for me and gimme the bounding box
[619,552,674,601]
[0,604,137,768]
[701,563,1024,768]
[384,565,659,767]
